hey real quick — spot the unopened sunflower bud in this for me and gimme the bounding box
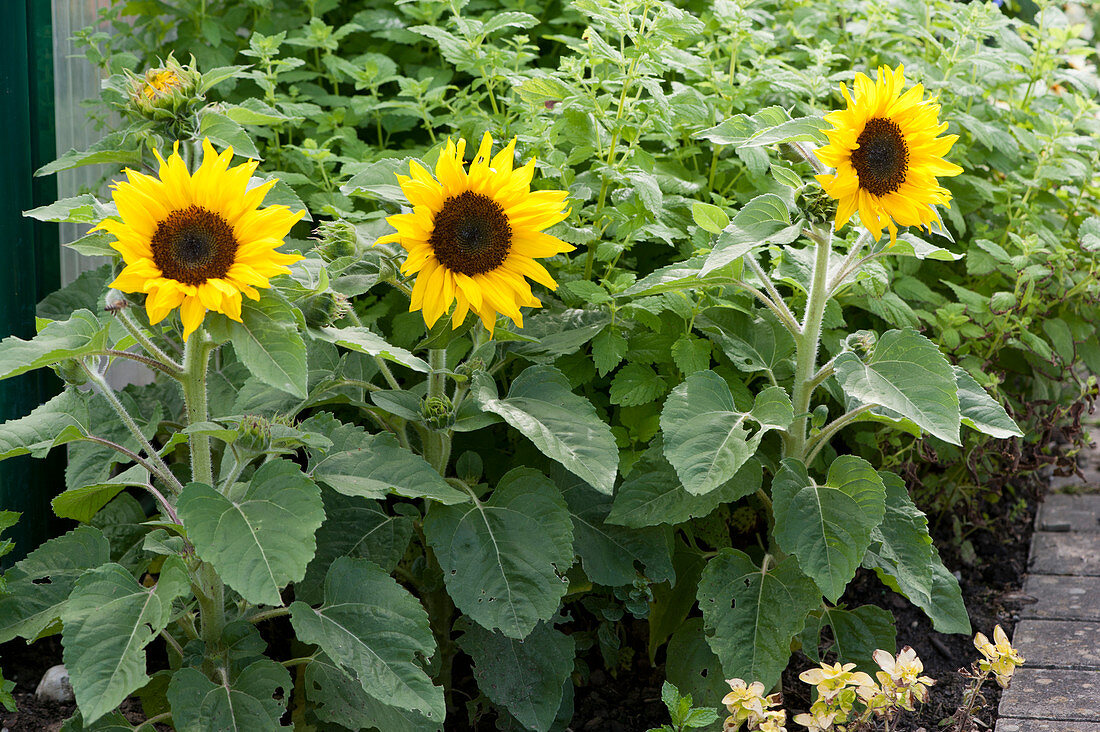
[421,395,455,430]
[236,415,273,453]
[51,358,88,386]
[457,357,487,378]
[313,219,359,261]
[797,184,837,225]
[300,291,350,329]
[127,54,202,120]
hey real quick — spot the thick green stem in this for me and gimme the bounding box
[194,561,225,675]
[115,307,184,370]
[182,330,215,486]
[423,349,452,472]
[787,225,833,459]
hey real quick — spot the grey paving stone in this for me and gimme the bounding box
[1030,533,1100,576]
[997,720,1100,732]
[1023,575,1100,621]
[1013,620,1100,670]
[1048,472,1100,492]
[999,668,1100,720]
[1037,494,1100,533]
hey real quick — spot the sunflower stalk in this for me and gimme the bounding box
[114,306,184,371]
[424,348,453,472]
[786,223,833,460]
[182,329,216,486]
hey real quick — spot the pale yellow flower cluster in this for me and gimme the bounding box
[793,662,872,731]
[721,678,787,732]
[862,647,936,712]
[974,625,1025,688]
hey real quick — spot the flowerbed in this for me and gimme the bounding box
[1,0,1097,730]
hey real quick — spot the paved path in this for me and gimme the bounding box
[996,464,1100,731]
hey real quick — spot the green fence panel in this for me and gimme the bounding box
[0,0,65,566]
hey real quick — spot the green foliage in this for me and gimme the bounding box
[5,0,1094,726]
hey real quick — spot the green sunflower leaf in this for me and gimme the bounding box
[0,310,108,382]
[168,660,291,731]
[230,294,309,398]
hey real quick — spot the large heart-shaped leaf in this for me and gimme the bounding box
[862,470,935,608]
[833,328,961,445]
[168,660,291,731]
[772,456,886,602]
[177,459,324,606]
[61,559,189,724]
[698,549,820,687]
[661,371,792,495]
[458,621,575,732]
[289,558,444,721]
[424,468,574,638]
[474,366,618,494]
[303,654,442,732]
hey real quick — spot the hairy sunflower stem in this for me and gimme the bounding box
[804,404,874,465]
[80,360,182,494]
[182,329,215,486]
[827,228,875,294]
[787,224,833,459]
[423,348,452,472]
[115,307,184,371]
[744,255,799,334]
[90,349,183,380]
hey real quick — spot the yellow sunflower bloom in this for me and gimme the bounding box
[815,64,963,244]
[377,132,574,335]
[92,138,304,340]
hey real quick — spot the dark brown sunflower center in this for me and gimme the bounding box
[150,205,238,286]
[429,191,511,276]
[850,118,909,197]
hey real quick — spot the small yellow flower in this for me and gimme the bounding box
[974,625,1024,688]
[792,708,837,732]
[872,647,935,710]
[722,678,768,728]
[755,710,788,732]
[799,662,874,699]
[143,69,182,99]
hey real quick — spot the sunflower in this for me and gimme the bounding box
[377,133,574,335]
[815,64,963,244]
[92,138,304,339]
[143,69,181,99]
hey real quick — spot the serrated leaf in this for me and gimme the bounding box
[301,414,467,504]
[177,459,324,606]
[36,126,148,177]
[341,157,417,203]
[671,336,710,375]
[862,471,935,609]
[620,256,740,298]
[168,661,291,731]
[0,310,107,381]
[607,457,762,528]
[0,526,110,643]
[289,558,444,720]
[459,621,574,732]
[198,64,250,95]
[739,115,827,148]
[661,371,790,495]
[23,194,103,224]
[0,390,94,462]
[591,329,627,376]
[558,473,673,586]
[772,456,886,602]
[314,325,429,372]
[474,366,618,494]
[833,328,961,445]
[954,367,1022,438]
[298,492,414,604]
[887,233,963,261]
[802,605,896,673]
[424,468,574,638]
[695,308,795,375]
[609,362,668,407]
[698,549,820,687]
[692,202,730,235]
[230,294,308,398]
[61,560,189,724]
[51,463,149,523]
[303,654,442,731]
[199,112,260,159]
[702,194,802,276]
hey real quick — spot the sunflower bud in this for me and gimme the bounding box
[51,358,88,387]
[236,415,273,453]
[313,219,359,261]
[420,395,455,430]
[299,291,350,329]
[127,54,202,121]
[797,184,837,225]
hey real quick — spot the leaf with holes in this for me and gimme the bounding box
[424,468,574,638]
[168,660,291,731]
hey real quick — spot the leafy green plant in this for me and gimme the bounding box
[2,0,1096,729]
[648,681,720,732]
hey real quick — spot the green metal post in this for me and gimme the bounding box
[0,1,64,565]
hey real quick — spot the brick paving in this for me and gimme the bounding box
[996,446,1100,731]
